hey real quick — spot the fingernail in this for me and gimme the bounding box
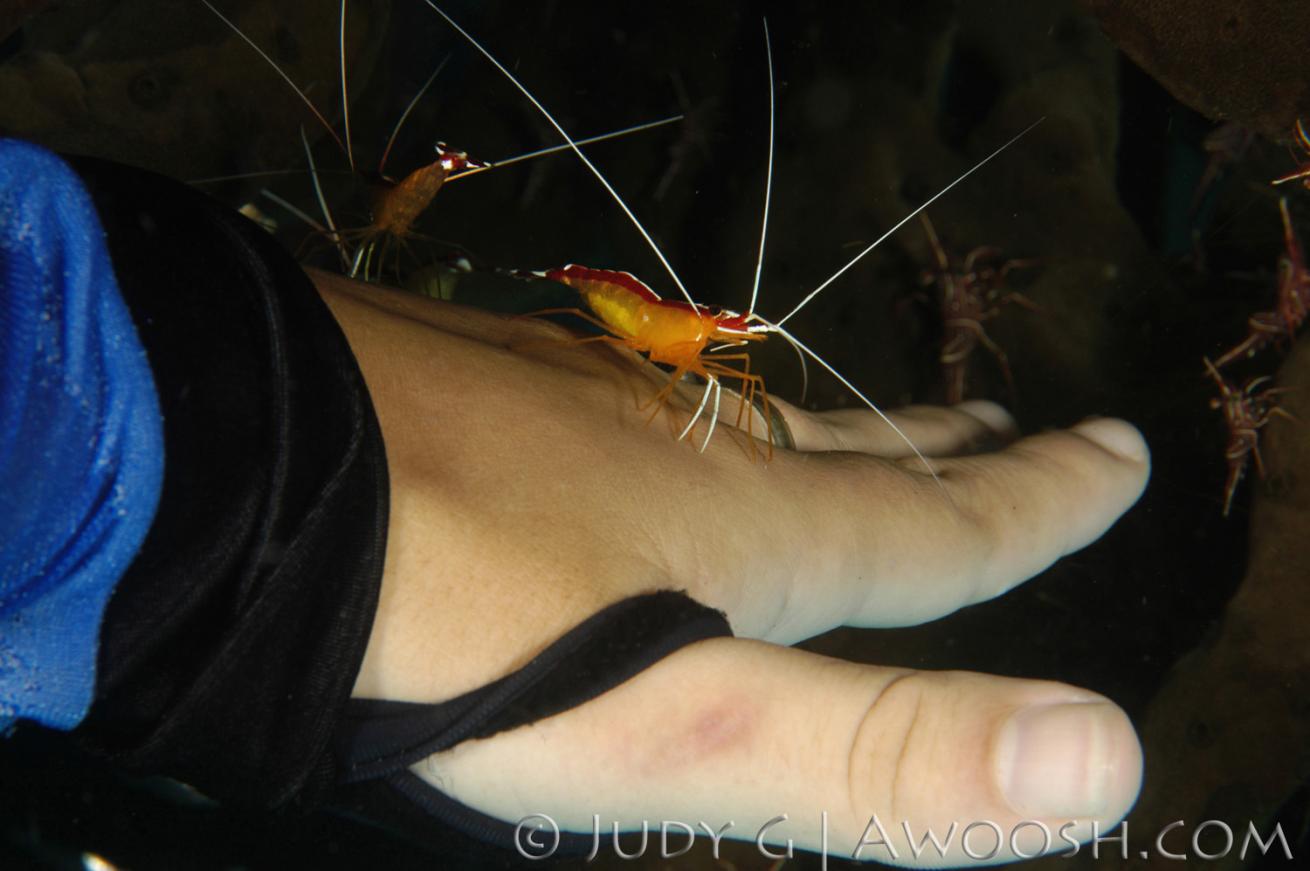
[994,701,1125,818]
[953,400,1017,436]
[1073,417,1149,464]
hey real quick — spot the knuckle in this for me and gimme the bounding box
[845,671,932,823]
[939,471,1014,598]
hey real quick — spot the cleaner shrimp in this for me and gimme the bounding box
[421,3,1041,485]
[198,0,684,282]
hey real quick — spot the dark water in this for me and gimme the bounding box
[3,1,1307,867]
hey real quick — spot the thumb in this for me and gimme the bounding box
[421,638,1142,866]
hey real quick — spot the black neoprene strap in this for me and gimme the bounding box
[340,591,731,778]
[335,591,732,857]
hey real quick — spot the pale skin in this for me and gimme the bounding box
[313,267,1150,866]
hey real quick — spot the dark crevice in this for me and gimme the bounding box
[936,40,1001,148]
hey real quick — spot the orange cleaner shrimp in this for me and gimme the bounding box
[518,264,775,454]
[426,2,1041,486]
[199,0,684,282]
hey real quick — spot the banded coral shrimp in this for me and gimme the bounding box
[412,1,1044,482]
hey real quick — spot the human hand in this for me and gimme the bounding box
[313,268,1149,865]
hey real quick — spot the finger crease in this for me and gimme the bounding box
[889,687,925,824]
[845,672,921,826]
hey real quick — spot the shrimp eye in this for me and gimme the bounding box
[434,142,490,171]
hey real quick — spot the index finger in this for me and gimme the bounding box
[744,417,1149,641]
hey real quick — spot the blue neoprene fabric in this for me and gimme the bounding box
[0,139,164,732]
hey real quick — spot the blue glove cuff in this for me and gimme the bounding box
[0,139,164,732]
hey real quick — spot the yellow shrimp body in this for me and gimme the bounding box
[525,265,773,454]
[578,284,712,366]
[542,265,760,373]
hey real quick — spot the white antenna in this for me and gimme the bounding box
[746,19,776,316]
[200,0,347,157]
[420,0,700,309]
[299,125,349,269]
[761,316,947,495]
[192,117,683,185]
[378,54,451,176]
[338,0,355,172]
[776,118,1045,327]
[449,116,685,178]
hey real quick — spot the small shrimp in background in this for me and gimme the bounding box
[199,0,683,283]
[1203,356,1294,516]
[915,213,1040,405]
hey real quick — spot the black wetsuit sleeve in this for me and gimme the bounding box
[67,154,389,811]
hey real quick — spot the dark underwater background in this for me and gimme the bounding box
[3,1,1309,867]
